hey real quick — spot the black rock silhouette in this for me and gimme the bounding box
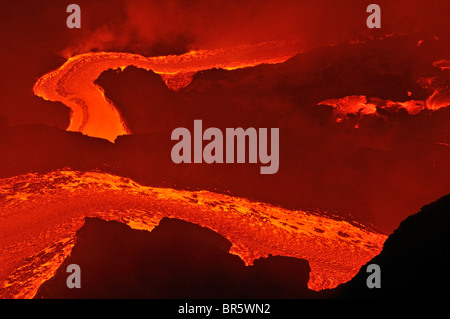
[34,217,315,299]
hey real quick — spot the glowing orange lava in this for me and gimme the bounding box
[318,95,427,121]
[433,59,450,70]
[33,40,301,142]
[418,76,450,111]
[318,60,450,120]
[0,170,387,298]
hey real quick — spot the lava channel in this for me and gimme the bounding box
[33,40,301,142]
[0,170,387,298]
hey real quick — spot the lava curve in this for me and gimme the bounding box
[0,170,386,298]
[33,40,301,142]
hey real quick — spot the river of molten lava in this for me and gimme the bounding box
[33,40,300,142]
[0,170,387,298]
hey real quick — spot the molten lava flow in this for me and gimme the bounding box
[0,170,387,298]
[418,77,450,111]
[318,60,450,121]
[433,59,450,70]
[318,95,427,121]
[33,40,301,142]
[318,95,378,121]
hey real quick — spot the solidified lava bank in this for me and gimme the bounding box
[0,170,386,298]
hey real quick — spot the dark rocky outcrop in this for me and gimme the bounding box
[326,194,450,299]
[34,217,315,299]
[34,194,450,299]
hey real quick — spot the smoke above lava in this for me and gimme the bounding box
[59,0,450,58]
